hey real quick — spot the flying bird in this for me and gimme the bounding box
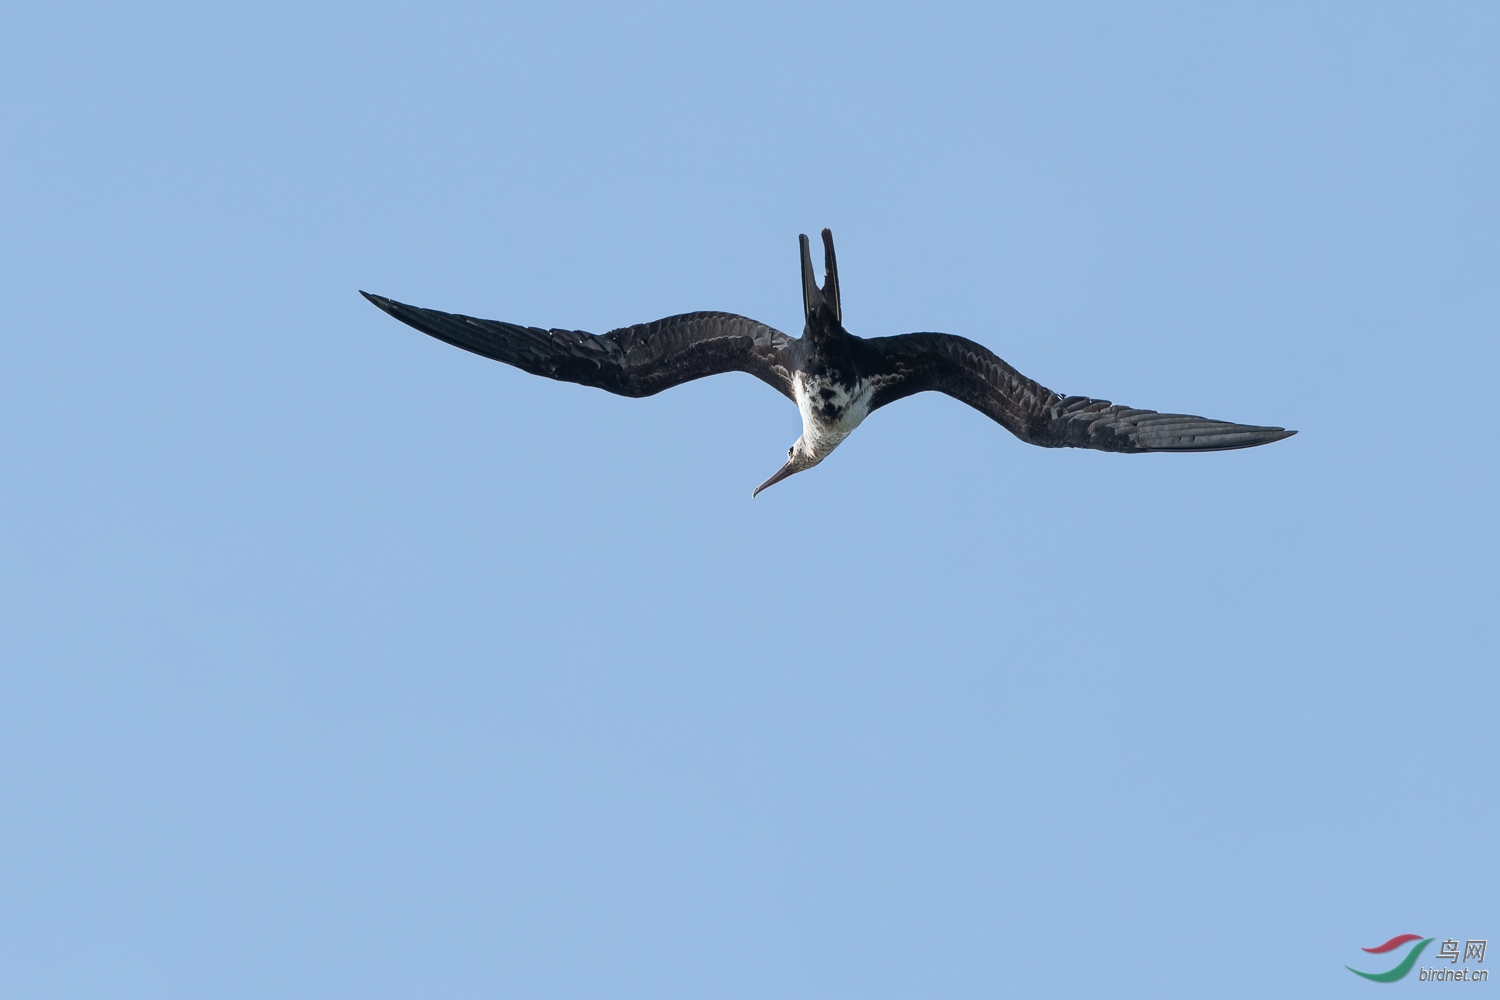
[362,229,1293,495]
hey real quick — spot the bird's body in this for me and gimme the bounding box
[792,370,878,463]
[362,229,1293,494]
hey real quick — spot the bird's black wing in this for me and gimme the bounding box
[361,292,797,400]
[864,332,1294,452]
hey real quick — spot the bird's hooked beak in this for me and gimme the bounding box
[752,444,813,497]
[752,460,798,497]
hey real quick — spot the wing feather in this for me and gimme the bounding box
[865,332,1293,452]
[361,292,796,400]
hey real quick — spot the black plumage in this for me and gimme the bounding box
[362,229,1293,494]
[358,299,797,402]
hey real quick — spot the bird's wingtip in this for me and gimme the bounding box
[362,290,408,318]
[1136,422,1298,452]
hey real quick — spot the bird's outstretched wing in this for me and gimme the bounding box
[361,292,797,400]
[865,332,1294,452]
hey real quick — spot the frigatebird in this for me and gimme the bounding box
[362,229,1293,495]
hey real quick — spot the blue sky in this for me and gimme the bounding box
[1,2,1495,997]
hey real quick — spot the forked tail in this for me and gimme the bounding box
[800,228,842,328]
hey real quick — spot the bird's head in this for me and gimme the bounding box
[752,437,821,497]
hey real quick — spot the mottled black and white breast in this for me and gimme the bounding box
[792,372,879,460]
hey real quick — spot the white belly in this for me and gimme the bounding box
[794,373,875,460]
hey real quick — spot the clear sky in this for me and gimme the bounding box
[1,2,1495,997]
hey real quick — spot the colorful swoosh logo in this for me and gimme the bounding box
[1348,936,1432,982]
[1364,933,1424,954]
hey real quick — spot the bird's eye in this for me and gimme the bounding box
[788,447,794,458]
